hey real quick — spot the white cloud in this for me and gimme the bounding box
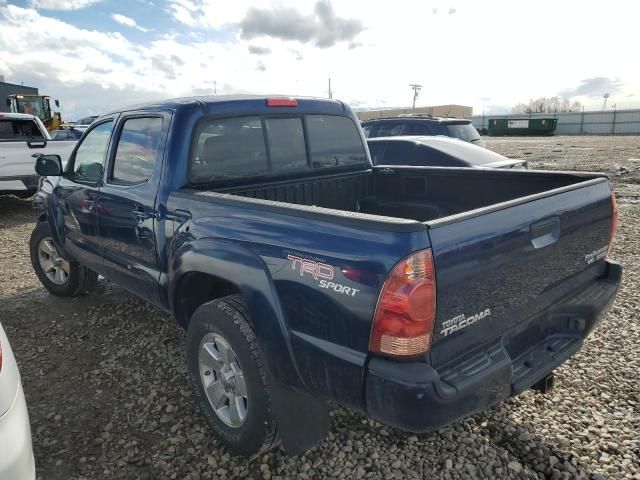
[2,0,640,119]
[30,0,102,10]
[111,13,149,32]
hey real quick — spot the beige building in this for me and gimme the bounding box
[356,104,472,121]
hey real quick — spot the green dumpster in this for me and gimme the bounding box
[488,118,557,136]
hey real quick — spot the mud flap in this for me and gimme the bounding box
[269,381,329,455]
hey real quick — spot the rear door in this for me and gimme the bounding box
[427,179,613,365]
[97,113,169,305]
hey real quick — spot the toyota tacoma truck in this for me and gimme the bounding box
[30,95,621,456]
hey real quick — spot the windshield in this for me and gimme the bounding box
[16,97,50,122]
[446,123,481,143]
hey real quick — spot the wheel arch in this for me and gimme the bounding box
[168,238,302,389]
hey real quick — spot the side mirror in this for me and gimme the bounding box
[34,154,63,176]
[55,99,60,108]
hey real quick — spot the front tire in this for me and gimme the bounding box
[186,295,278,456]
[29,221,98,297]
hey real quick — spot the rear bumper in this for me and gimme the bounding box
[365,260,622,432]
[0,384,36,480]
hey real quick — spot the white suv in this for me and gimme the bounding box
[0,322,35,479]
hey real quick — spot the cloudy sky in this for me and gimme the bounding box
[0,0,638,120]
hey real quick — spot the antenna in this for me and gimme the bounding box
[328,77,332,99]
[409,84,423,110]
[602,93,610,110]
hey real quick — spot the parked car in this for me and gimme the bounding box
[362,116,486,147]
[76,115,99,126]
[0,322,35,479]
[368,136,527,169]
[0,113,77,197]
[31,95,621,457]
[50,127,83,141]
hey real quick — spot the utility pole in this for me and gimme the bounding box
[409,84,422,110]
[328,78,332,99]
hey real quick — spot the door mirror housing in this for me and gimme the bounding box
[34,154,63,176]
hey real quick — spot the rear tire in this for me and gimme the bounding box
[186,295,278,456]
[30,221,98,297]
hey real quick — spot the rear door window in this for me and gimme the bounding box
[306,115,367,168]
[378,142,425,165]
[361,124,373,137]
[446,123,481,143]
[374,123,406,137]
[0,119,44,140]
[367,142,387,165]
[405,123,436,135]
[111,117,163,184]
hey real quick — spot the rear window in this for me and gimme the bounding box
[0,119,44,140]
[446,123,481,143]
[306,115,367,168]
[373,123,405,137]
[190,114,367,183]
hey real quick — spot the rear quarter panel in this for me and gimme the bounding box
[166,192,430,407]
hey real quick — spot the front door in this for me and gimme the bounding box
[97,114,167,306]
[54,119,114,273]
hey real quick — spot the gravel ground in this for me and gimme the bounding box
[0,135,638,480]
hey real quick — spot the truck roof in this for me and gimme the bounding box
[0,112,40,120]
[107,95,349,117]
[362,116,471,124]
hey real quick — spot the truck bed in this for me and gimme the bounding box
[201,166,605,224]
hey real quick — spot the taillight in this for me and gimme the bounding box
[607,191,618,258]
[266,98,298,107]
[370,249,436,357]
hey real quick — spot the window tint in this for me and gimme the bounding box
[377,142,425,165]
[190,114,368,183]
[405,123,434,135]
[264,118,308,171]
[112,117,163,184]
[361,124,373,138]
[367,142,386,165]
[306,115,367,168]
[446,123,481,142]
[191,116,268,182]
[72,121,113,183]
[374,123,405,137]
[0,119,44,140]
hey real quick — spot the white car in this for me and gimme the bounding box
[0,322,35,479]
[0,112,77,197]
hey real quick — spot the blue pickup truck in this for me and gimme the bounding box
[30,96,621,456]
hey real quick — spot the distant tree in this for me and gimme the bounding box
[512,97,582,114]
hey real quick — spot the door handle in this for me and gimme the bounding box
[530,217,560,249]
[132,205,152,220]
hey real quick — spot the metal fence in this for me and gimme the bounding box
[470,109,640,135]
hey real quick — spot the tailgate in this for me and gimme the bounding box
[427,177,613,366]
